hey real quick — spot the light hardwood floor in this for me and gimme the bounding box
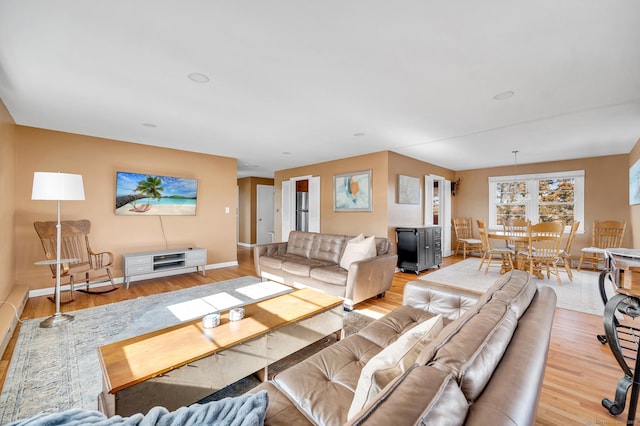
[0,247,633,425]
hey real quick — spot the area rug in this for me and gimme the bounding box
[420,258,607,316]
[0,277,372,423]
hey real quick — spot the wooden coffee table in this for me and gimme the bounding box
[97,287,344,417]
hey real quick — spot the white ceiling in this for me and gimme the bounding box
[1,1,639,178]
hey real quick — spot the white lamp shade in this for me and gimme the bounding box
[32,172,85,201]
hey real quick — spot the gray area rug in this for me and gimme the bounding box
[421,258,607,315]
[1,277,358,423]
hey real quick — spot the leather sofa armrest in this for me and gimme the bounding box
[344,253,398,309]
[253,242,288,276]
[402,280,480,321]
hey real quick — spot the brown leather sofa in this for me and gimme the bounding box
[254,231,398,310]
[249,270,557,425]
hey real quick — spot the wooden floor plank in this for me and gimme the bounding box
[1,247,636,424]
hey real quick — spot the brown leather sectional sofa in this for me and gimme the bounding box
[249,269,557,425]
[254,231,398,310]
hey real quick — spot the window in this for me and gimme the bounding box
[488,170,584,232]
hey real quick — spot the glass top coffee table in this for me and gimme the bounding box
[97,287,344,417]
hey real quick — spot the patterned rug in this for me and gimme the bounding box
[0,277,372,423]
[420,258,607,315]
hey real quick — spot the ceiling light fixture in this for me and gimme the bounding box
[142,123,157,128]
[493,91,514,100]
[187,72,210,83]
[510,150,531,203]
[353,132,366,137]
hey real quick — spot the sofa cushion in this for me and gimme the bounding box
[248,382,313,426]
[374,237,391,256]
[272,335,383,426]
[310,234,347,263]
[281,258,335,277]
[340,234,377,270]
[357,305,435,348]
[286,231,316,258]
[259,253,305,270]
[486,270,537,319]
[403,280,480,322]
[310,265,348,286]
[419,297,519,403]
[347,314,444,419]
[346,365,468,426]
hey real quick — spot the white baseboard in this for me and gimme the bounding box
[0,285,29,357]
[237,242,254,248]
[28,261,240,298]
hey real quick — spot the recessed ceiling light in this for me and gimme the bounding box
[493,91,514,100]
[187,72,210,83]
[142,123,157,128]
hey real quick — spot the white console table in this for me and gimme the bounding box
[122,248,207,288]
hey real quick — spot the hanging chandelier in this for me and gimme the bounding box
[511,150,531,203]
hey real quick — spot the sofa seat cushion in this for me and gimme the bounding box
[357,305,436,348]
[281,258,335,277]
[345,365,468,426]
[348,314,444,419]
[309,265,348,286]
[272,335,383,426]
[249,382,313,426]
[259,254,297,270]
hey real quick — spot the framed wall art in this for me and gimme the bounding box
[334,170,372,211]
[398,174,420,204]
[630,158,640,205]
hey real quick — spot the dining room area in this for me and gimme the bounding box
[452,216,626,287]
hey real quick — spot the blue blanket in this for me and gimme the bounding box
[6,391,268,426]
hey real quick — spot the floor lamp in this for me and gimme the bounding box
[32,171,85,328]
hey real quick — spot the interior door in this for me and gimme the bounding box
[256,184,274,244]
[281,180,293,242]
[425,175,452,257]
[308,176,320,233]
[283,176,319,239]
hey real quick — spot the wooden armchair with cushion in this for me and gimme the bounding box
[578,220,626,271]
[452,217,481,259]
[34,219,118,302]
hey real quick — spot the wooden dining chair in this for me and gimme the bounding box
[578,220,626,271]
[34,219,118,303]
[477,219,514,274]
[452,217,482,259]
[556,221,580,281]
[502,217,530,253]
[525,221,565,285]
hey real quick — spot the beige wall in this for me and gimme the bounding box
[0,99,16,301]
[387,151,455,244]
[274,151,390,240]
[14,126,239,291]
[237,176,274,245]
[629,139,640,248]
[274,151,457,247]
[453,154,632,258]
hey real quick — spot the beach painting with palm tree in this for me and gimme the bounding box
[115,171,198,215]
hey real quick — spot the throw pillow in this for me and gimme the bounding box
[347,314,444,419]
[340,234,377,270]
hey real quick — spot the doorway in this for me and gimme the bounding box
[282,175,320,241]
[256,184,275,244]
[425,175,452,257]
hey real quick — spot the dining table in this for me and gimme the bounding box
[487,230,544,278]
